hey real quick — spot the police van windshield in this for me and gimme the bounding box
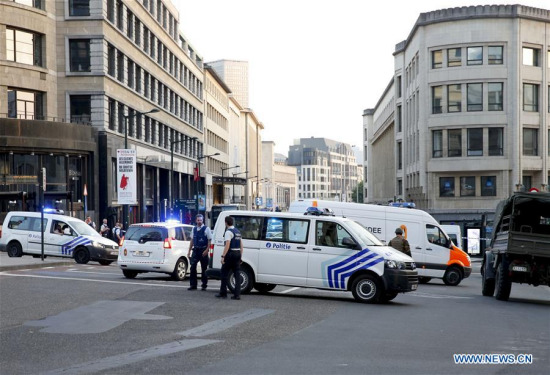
[69,220,101,237]
[347,221,385,246]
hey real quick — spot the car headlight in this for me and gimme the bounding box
[92,241,105,249]
[385,260,406,269]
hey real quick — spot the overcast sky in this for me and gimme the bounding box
[176,0,549,155]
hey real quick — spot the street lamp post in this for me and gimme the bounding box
[196,152,220,215]
[123,108,159,229]
[220,165,240,204]
[170,136,197,216]
[232,171,249,203]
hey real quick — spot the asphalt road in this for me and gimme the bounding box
[1,262,549,375]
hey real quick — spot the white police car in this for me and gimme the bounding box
[0,210,119,265]
[117,222,194,281]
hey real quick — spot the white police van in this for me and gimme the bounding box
[0,211,119,265]
[206,210,418,303]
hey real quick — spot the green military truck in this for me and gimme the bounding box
[481,192,550,301]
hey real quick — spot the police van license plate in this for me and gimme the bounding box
[110,251,118,255]
[134,251,149,257]
[412,284,418,290]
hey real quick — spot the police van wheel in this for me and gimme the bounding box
[380,292,398,303]
[74,247,90,264]
[418,277,432,284]
[443,266,462,286]
[228,266,254,294]
[171,258,188,281]
[7,242,23,257]
[98,260,113,266]
[351,275,382,303]
[254,283,277,294]
[123,270,138,279]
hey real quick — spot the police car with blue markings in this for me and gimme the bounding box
[207,209,418,303]
[0,211,119,265]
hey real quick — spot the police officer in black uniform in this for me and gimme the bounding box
[187,214,212,290]
[216,216,243,300]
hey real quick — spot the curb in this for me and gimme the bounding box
[0,261,75,272]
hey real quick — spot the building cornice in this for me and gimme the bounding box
[394,4,550,55]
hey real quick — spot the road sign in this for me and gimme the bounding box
[255,197,263,206]
[266,198,273,208]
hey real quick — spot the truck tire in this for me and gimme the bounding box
[7,241,23,257]
[228,265,254,294]
[481,264,495,296]
[443,266,463,286]
[495,257,512,301]
[351,275,382,303]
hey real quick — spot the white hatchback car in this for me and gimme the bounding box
[118,222,194,281]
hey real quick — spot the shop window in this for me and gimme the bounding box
[460,176,475,196]
[481,176,496,196]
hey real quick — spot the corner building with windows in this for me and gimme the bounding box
[1,0,212,225]
[364,5,549,239]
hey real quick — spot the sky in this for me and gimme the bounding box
[175,0,549,156]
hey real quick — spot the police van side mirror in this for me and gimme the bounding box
[342,237,359,249]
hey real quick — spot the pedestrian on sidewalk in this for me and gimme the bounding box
[216,216,243,300]
[85,216,96,230]
[187,214,212,290]
[99,218,110,238]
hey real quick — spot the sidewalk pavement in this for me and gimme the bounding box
[0,251,75,272]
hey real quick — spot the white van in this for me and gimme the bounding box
[289,200,471,286]
[206,210,418,303]
[0,211,119,265]
[441,225,462,249]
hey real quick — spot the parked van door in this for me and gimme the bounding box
[307,219,363,289]
[258,216,311,285]
[422,224,450,278]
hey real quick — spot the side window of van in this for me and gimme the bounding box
[316,221,356,248]
[183,227,192,240]
[265,217,309,244]
[8,216,31,230]
[174,227,185,241]
[233,216,263,240]
[426,224,448,246]
[30,218,47,232]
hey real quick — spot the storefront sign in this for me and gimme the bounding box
[117,149,137,204]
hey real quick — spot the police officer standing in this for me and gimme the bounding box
[216,216,243,300]
[388,227,412,257]
[187,214,212,291]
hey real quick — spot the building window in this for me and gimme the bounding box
[432,86,443,114]
[448,129,462,157]
[69,39,90,72]
[440,177,455,197]
[447,48,461,67]
[488,83,503,111]
[522,176,532,190]
[7,89,44,120]
[127,10,133,39]
[467,47,483,65]
[6,28,43,67]
[522,47,540,66]
[11,0,43,9]
[431,50,442,69]
[447,84,461,112]
[467,128,483,156]
[70,95,91,124]
[467,83,483,111]
[481,176,496,196]
[127,60,134,89]
[488,128,503,156]
[107,0,114,22]
[460,176,475,197]
[117,51,124,82]
[523,83,539,112]
[397,142,402,170]
[523,128,538,156]
[135,66,141,93]
[69,0,90,16]
[488,46,503,64]
[107,44,115,76]
[108,98,116,130]
[116,0,123,30]
[396,76,402,98]
[396,105,402,132]
[433,130,443,158]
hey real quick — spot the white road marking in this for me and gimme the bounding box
[41,339,220,375]
[66,269,121,275]
[409,292,473,299]
[179,309,275,337]
[276,287,301,294]
[42,267,55,269]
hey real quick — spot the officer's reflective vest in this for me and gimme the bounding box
[193,226,208,248]
[228,227,242,249]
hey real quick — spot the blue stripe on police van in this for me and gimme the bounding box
[334,252,379,289]
[337,257,384,290]
[327,249,370,288]
[320,249,355,286]
[61,237,91,255]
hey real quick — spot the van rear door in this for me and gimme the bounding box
[124,226,166,264]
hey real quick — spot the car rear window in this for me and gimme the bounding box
[126,227,167,242]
